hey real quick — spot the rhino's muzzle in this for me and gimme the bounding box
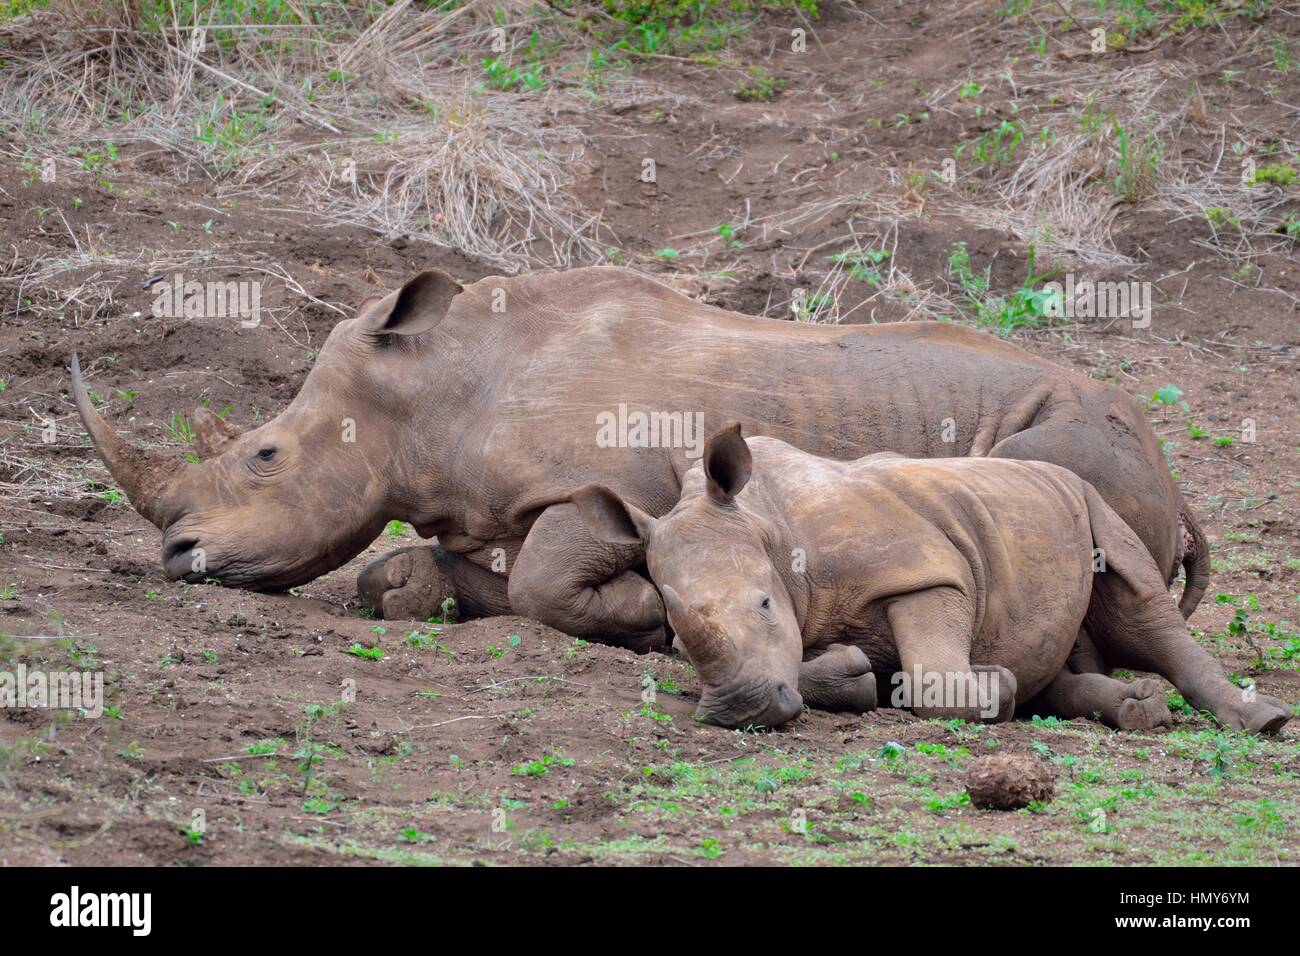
[697,679,803,729]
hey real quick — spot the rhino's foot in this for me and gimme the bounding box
[973,665,1017,723]
[1115,678,1173,731]
[1209,692,1292,736]
[357,546,458,622]
[799,644,877,713]
[1029,670,1171,731]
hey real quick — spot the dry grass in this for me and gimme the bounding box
[0,0,605,270]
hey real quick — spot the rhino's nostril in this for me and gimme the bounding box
[164,538,198,563]
[776,683,793,705]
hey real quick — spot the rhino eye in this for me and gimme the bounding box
[256,447,277,461]
[759,595,771,611]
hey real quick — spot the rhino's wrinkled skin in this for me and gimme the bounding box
[570,426,1291,734]
[72,266,1206,650]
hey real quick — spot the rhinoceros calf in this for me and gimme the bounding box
[70,266,1206,652]
[569,424,1291,734]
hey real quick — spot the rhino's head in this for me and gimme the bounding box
[572,424,804,728]
[71,270,464,591]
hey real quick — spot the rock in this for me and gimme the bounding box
[965,754,1055,811]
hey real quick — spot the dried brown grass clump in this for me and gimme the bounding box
[0,0,602,270]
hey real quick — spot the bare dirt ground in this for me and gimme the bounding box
[1,0,1298,866]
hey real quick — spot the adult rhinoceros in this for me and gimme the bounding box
[70,266,1207,652]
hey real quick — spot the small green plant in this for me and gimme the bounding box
[735,65,782,102]
[880,740,907,761]
[830,248,890,284]
[947,242,1057,332]
[346,642,384,661]
[956,119,1024,167]
[714,223,742,248]
[1249,162,1297,187]
[1109,119,1161,203]
[165,410,196,444]
[485,633,522,658]
[482,57,546,92]
[118,740,145,761]
[695,837,725,859]
[1149,384,1190,418]
[513,750,575,777]
[1205,206,1241,230]
[426,596,457,626]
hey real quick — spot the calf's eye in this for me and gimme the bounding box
[256,447,276,461]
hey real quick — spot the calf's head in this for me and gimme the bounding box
[571,424,804,728]
[71,270,463,590]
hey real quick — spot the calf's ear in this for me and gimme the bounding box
[359,269,463,337]
[703,421,752,504]
[569,483,656,545]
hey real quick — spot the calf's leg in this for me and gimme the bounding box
[886,587,1016,722]
[1025,667,1171,731]
[508,503,668,653]
[1082,486,1290,734]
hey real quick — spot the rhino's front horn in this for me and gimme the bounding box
[69,354,191,529]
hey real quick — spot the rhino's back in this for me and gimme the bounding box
[462,268,1090,481]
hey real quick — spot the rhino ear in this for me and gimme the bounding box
[703,421,751,504]
[569,483,655,546]
[193,406,241,458]
[660,584,688,617]
[360,270,462,337]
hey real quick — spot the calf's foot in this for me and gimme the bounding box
[1116,678,1174,731]
[1030,669,1171,730]
[1201,689,1291,735]
[799,645,877,713]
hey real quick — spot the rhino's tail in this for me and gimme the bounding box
[1177,503,1209,620]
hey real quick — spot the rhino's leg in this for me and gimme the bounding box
[1026,668,1171,731]
[799,644,877,713]
[886,587,1016,722]
[357,544,510,621]
[1081,485,1291,735]
[984,417,1183,611]
[507,503,667,653]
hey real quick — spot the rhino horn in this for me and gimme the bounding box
[69,354,190,529]
[193,406,241,458]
